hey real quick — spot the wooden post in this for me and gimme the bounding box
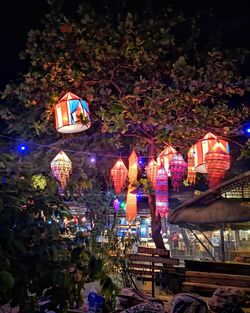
[152,253,155,298]
[220,224,225,262]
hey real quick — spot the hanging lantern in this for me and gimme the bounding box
[157,145,176,176]
[146,160,159,189]
[113,198,120,213]
[126,187,137,222]
[205,141,230,188]
[111,159,128,195]
[187,145,196,185]
[155,164,169,218]
[126,150,138,222]
[169,153,187,192]
[128,150,138,183]
[194,132,229,173]
[50,151,72,192]
[54,91,91,134]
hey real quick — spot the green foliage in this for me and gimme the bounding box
[32,174,47,190]
[0,149,79,311]
[1,2,249,152]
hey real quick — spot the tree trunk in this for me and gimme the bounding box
[148,192,166,250]
[147,140,166,250]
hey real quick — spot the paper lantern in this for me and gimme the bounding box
[146,160,159,189]
[126,187,137,222]
[187,145,196,185]
[111,159,128,195]
[155,164,169,218]
[113,198,120,213]
[205,141,230,188]
[54,91,90,133]
[128,150,138,183]
[169,153,187,191]
[126,150,138,221]
[194,132,229,173]
[50,151,72,192]
[157,145,176,176]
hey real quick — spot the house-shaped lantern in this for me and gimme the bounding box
[54,92,91,134]
[194,132,229,173]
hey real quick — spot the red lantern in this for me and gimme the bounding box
[146,160,159,189]
[50,151,72,192]
[157,145,176,176]
[194,132,229,173]
[187,145,196,185]
[205,141,230,188]
[126,150,138,222]
[111,159,128,195]
[155,164,169,218]
[54,91,91,133]
[169,153,187,191]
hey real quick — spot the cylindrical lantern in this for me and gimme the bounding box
[113,198,120,213]
[146,160,159,189]
[187,145,196,185]
[194,132,229,173]
[205,141,230,188]
[157,145,176,176]
[126,187,137,222]
[54,91,91,134]
[111,159,128,195]
[50,151,72,192]
[169,153,187,192]
[155,164,169,218]
[126,150,138,222]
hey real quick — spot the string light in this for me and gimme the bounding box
[17,143,28,155]
[0,133,244,159]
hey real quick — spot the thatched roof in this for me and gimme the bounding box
[168,171,250,226]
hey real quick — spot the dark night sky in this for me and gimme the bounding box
[0,0,250,90]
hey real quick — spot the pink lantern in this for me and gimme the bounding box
[205,141,230,188]
[155,164,169,218]
[169,153,187,191]
[157,145,176,176]
[194,132,229,173]
[113,198,120,212]
[146,160,159,189]
[54,91,91,134]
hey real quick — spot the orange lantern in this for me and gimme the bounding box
[157,145,176,176]
[126,150,138,221]
[128,150,138,183]
[111,159,128,195]
[54,91,91,133]
[205,141,230,188]
[187,145,196,185]
[146,160,159,189]
[194,132,229,173]
[50,151,72,192]
[126,187,137,222]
